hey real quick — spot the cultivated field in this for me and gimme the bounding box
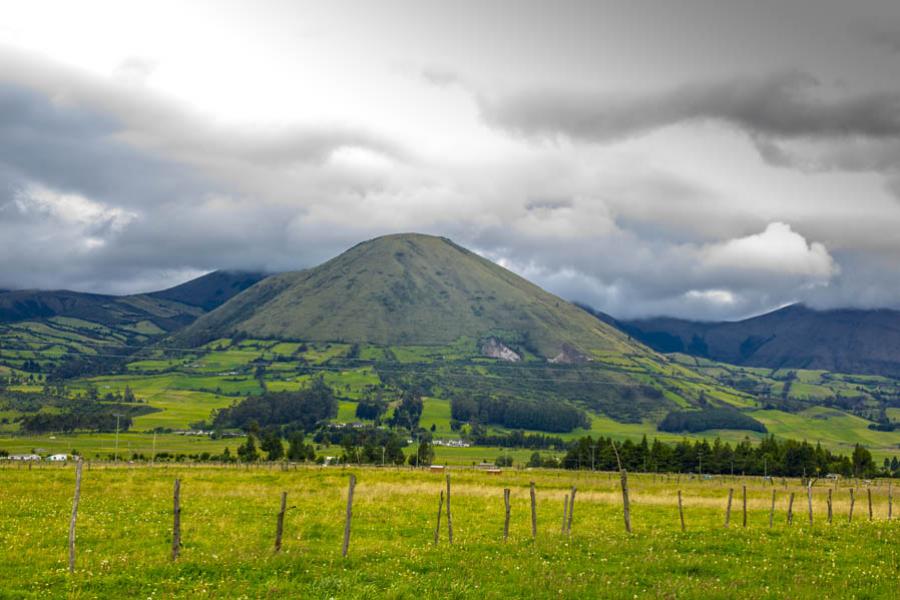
[1,463,898,598]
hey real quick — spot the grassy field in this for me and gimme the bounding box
[5,335,900,465]
[1,464,898,598]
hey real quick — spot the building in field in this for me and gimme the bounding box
[47,454,69,462]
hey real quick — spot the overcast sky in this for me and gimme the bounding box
[3,0,900,320]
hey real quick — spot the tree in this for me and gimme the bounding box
[495,454,514,467]
[237,435,260,462]
[408,438,434,466]
[852,444,875,477]
[260,428,284,461]
[287,431,311,461]
[528,451,542,468]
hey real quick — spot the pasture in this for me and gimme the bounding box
[1,464,898,598]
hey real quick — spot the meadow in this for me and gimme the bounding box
[1,463,898,598]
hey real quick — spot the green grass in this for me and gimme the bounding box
[337,400,359,422]
[420,397,454,437]
[1,465,898,598]
[754,407,900,456]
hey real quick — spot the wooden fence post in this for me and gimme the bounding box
[567,487,576,534]
[742,485,747,528]
[725,488,733,527]
[561,494,569,534]
[503,489,511,541]
[807,484,813,526]
[849,488,855,523]
[620,470,632,533]
[787,492,794,525]
[530,482,537,539]
[172,479,181,561]
[612,442,631,533]
[446,474,453,545]
[434,491,443,545]
[274,491,287,553]
[769,490,776,527]
[867,487,873,521]
[827,488,833,524]
[342,474,356,557]
[677,490,685,532]
[68,459,83,573]
[889,483,893,521]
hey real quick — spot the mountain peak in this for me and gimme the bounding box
[177,234,642,359]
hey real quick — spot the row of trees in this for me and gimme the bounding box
[231,424,427,466]
[19,411,132,434]
[562,435,881,478]
[451,394,589,433]
[212,378,337,431]
[657,408,768,434]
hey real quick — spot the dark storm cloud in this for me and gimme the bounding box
[482,70,900,144]
[0,83,202,206]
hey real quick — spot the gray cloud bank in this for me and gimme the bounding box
[482,70,900,175]
[1,46,899,321]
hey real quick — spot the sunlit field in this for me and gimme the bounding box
[2,463,898,598]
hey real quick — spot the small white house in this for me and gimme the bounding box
[47,454,69,462]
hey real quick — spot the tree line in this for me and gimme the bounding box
[451,394,589,433]
[562,434,886,478]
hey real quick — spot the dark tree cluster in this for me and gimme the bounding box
[562,435,884,479]
[388,391,424,429]
[213,377,337,431]
[451,394,589,433]
[471,430,567,450]
[657,408,768,433]
[20,411,132,433]
[355,396,388,420]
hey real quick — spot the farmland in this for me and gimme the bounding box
[5,336,900,464]
[1,463,898,598]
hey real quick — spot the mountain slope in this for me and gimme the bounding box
[620,304,900,376]
[0,289,203,331]
[0,271,270,331]
[148,270,268,311]
[178,233,646,359]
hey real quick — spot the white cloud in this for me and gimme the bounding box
[700,222,836,280]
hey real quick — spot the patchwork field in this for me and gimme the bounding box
[4,337,900,464]
[1,464,898,598]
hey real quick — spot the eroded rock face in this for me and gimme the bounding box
[481,337,521,362]
[548,343,589,364]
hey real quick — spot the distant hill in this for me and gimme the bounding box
[617,304,900,376]
[148,270,268,311]
[177,233,647,360]
[0,271,270,332]
[0,289,201,332]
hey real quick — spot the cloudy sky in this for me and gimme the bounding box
[3,0,900,320]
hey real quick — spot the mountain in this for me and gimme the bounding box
[148,270,268,311]
[0,271,269,331]
[0,289,202,331]
[177,233,646,360]
[619,304,900,376]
